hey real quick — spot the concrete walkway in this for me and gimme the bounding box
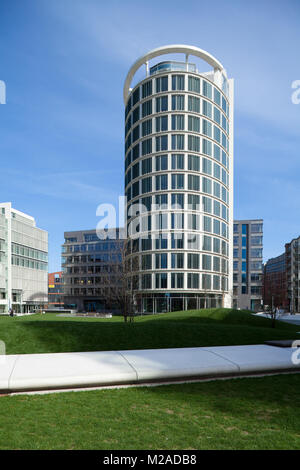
[1,344,300,394]
[254,313,300,326]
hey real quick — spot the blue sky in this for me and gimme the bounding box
[0,0,300,272]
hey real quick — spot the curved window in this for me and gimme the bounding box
[188,115,200,132]
[188,154,200,172]
[171,154,184,169]
[156,154,168,171]
[172,75,185,91]
[156,96,168,112]
[142,119,152,136]
[188,76,200,93]
[188,96,200,113]
[172,95,185,111]
[171,174,184,189]
[172,134,184,150]
[142,100,152,118]
[202,80,212,99]
[156,115,168,132]
[188,135,200,152]
[156,135,168,151]
[172,114,184,130]
[156,76,168,93]
[142,80,152,99]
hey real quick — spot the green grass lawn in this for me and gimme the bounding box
[1,373,300,450]
[0,308,299,355]
[1,309,300,450]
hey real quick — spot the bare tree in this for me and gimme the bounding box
[101,237,139,323]
[265,295,280,328]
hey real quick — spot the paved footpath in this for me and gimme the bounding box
[1,344,300,394]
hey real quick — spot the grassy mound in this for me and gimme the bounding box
[0,308,298,355]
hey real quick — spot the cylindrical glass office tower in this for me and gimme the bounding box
[124,45,234,313]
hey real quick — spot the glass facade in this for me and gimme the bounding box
[124,56,233,313]
[232,220,263,312]
[62,230,124,312]
[0,204,48,313]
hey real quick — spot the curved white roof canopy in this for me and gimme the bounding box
[123,44,225,104]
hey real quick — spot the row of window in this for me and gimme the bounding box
[128,233,229,256]
[139,253,228,274]
[233,223,263,234]
[126,115,229,154]
[127,96,228,135]
[63,264,115,273]
[64,266,117,274]
[233,286,262,296]
[127,197,229,225]
[11,255,48,271]
[125,75,229,120]
[126,174,229,205]
[233,248,263,259]
[233,260,263,271]
[125,154,229,187]
[64,288,118,296]
[127,213,229,239]
[69,277,118,285]
[127,114,228,143]
[141,272,228,291]
[66,272,228,294]
[62,253,120,264]
[233,235,263,246]
[11,243,48,262]
[126,137,229,173]
[63,242,121,254]
[65,235,120,244]
[125,97,229,137]
[125,133,229,170]
[233,273,263,283]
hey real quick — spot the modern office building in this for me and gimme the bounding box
[263,253,288,310]
[0,202,48,314]
[62,228,124,312]
[124,45,234,313]
[48,271,64,309]
[233,219,263,311]
[285,236,300,313]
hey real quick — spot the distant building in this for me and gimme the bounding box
[0,202,48,314]
[285,236,300,313]
[62,228,124,312]
[48,272,64,308]
[232,219,263,311]
[263,253,288,310]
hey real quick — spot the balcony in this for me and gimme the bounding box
[150,61,197,76]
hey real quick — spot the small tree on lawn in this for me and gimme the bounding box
[102,237,139,323]
[265,295,279,328]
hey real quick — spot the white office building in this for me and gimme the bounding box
[124,45,234,313]
[0,203,48,314]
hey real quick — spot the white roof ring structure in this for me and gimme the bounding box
[123,44,225,104]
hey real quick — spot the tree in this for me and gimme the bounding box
[265,295,280,328]
[101,237,139,323]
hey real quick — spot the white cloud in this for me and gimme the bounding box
[2,169,122,205]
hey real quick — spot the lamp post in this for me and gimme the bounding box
[20,290,23,314]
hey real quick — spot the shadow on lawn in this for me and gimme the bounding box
[9,314,300,355]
